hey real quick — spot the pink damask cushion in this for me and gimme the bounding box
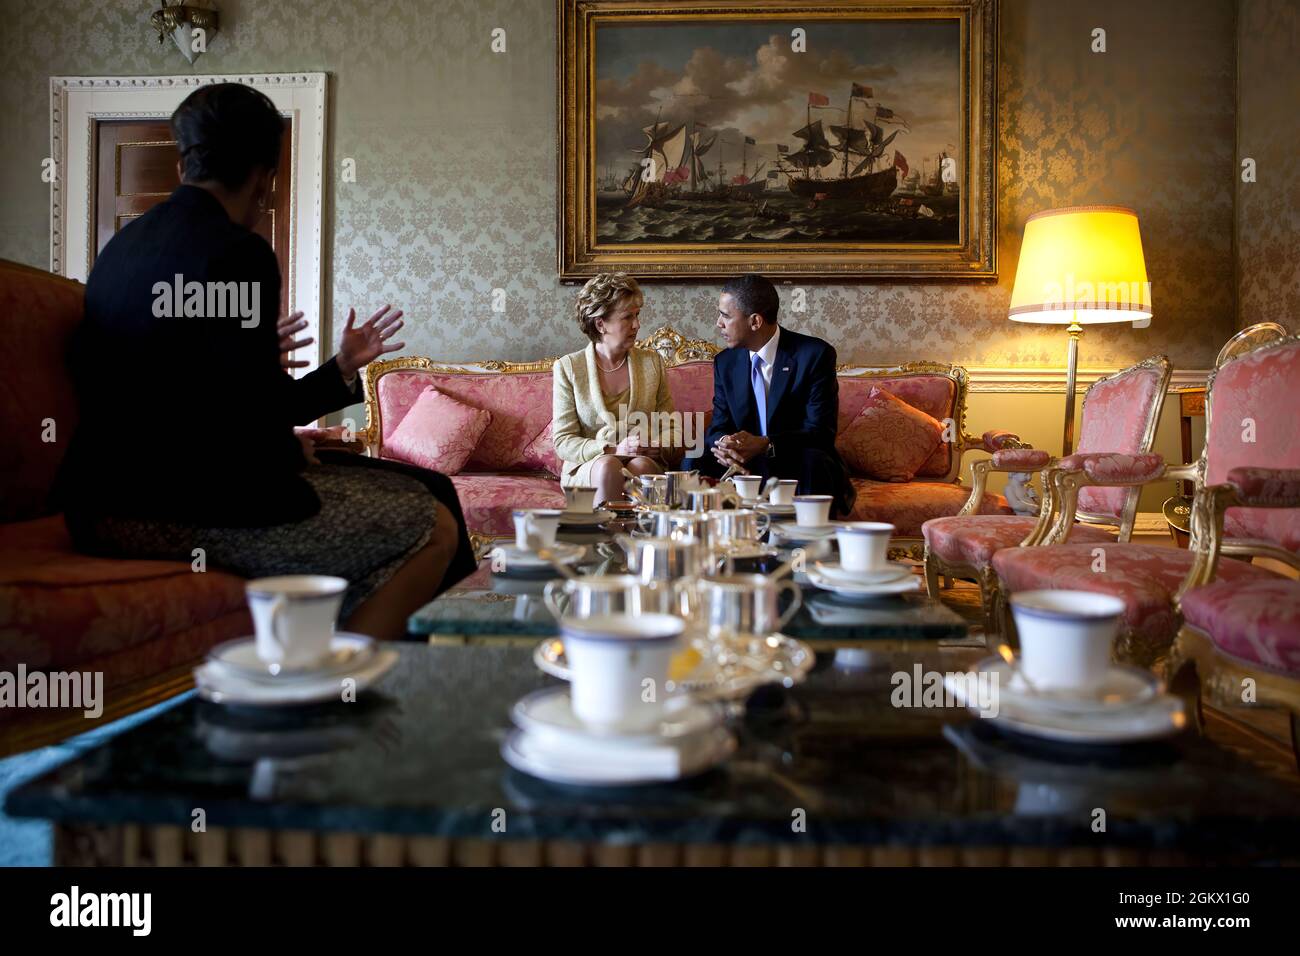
[449,473,566,536]
[922,515,1114,569]
[839,375,956,477]
[1058,452,1165,484]
[1182,578,1300,676]
[1206,341,1300,552]
[378,370,553,471]
[847,480,1011,536]
[992,448,1051,469]
[1074,361,1166,519]
[521,421,563,477]
[992,543,1281,645]
[838,387,945,482]
[385,386,491,475]
[1226,466,1300,507]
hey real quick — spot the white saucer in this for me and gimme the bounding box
[944,658,1186,744]
[806,568,920,598]
[772,522,839,541]
[557,508,614,527]
[512,686,721,743]
[758,502,796,516]
[206,633,376,682]
[1001,660,1159,714]
[533,634,815,701]
[491,542,586,569]
[813,560,912,585]
[501,726,735,786]
[194,647,398,707]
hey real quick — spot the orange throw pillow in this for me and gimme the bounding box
[838,385,944,482]
[385,386,491,475]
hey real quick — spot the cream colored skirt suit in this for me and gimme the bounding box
[551,342,675,487]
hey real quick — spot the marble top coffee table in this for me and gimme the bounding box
[8,644,1300,866]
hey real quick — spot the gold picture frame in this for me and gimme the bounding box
[558,0,998,280]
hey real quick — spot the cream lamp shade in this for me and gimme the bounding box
[1009,205,1152,328]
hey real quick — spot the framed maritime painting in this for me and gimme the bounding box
[557,0,997,280]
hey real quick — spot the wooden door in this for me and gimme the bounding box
[93,117,293,319]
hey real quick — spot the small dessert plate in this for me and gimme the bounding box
[501,726,736,786]
[490,542,586,569]
[557,508,614,527]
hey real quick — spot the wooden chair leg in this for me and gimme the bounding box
[922,548,941,600]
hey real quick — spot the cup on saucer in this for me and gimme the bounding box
[246,575,348,672]
[1010,590,1126,694]
[792,494,833,528]
[769,480,798,505]
[835,522,894,573]
[560,613,685,734]
[513,508,564,550]
[732,474,763,501]
[563,486,597,514]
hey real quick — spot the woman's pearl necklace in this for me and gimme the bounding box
[597,351,628,373]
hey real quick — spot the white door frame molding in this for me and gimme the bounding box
[49,72,328,372]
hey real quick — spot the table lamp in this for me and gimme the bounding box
[1009,205,1152,454]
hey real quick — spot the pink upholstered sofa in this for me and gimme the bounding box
[361,325,1019,551]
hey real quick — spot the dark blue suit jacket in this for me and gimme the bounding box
[697,326,855,512]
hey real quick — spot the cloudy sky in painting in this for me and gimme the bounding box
[594,19,961,184]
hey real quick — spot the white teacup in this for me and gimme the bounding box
[560,613,685,733]
[835,522,894,572]
[564,486,597,514]
[513,508,563,550]
[792,494,833,528]
[246,575,347,671]
[769,480,798,505]
[732,474,763,501]
[1009,590,1126,693]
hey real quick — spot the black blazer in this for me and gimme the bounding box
[56,185,359,528]
[699,326,854,509]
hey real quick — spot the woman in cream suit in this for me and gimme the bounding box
[552,274,683,505]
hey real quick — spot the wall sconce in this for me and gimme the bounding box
[150,2,220,65]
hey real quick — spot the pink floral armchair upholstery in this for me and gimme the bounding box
[1162,336,1300,766]
[921,355,1171,634]
[994,329,1299,669]
[363,327,1021,546]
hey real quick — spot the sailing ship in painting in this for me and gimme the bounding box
[599,81,958,242]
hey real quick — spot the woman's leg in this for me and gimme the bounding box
[345,501,459,640]
[625,456,664,476]
[590,454,627,506]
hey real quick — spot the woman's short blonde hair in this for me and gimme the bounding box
[574,273,643,342]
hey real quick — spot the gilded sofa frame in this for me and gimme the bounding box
[924,354,1172,636]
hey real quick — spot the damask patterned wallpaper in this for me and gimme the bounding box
[0,0,1242,368]
[1236,0,1300,332]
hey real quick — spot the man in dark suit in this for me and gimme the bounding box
[689,274,856,516]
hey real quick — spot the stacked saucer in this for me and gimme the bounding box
[557,507,614,528]
[489,541,586,572]
[806,559,920,598]
[195,633,397,707]
[501,687,735,785]
[944,657,1186,745]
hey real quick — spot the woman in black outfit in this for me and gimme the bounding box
[56,82,476,639]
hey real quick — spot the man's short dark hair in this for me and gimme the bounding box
[722,274,780,325]
[171,83,283,190]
